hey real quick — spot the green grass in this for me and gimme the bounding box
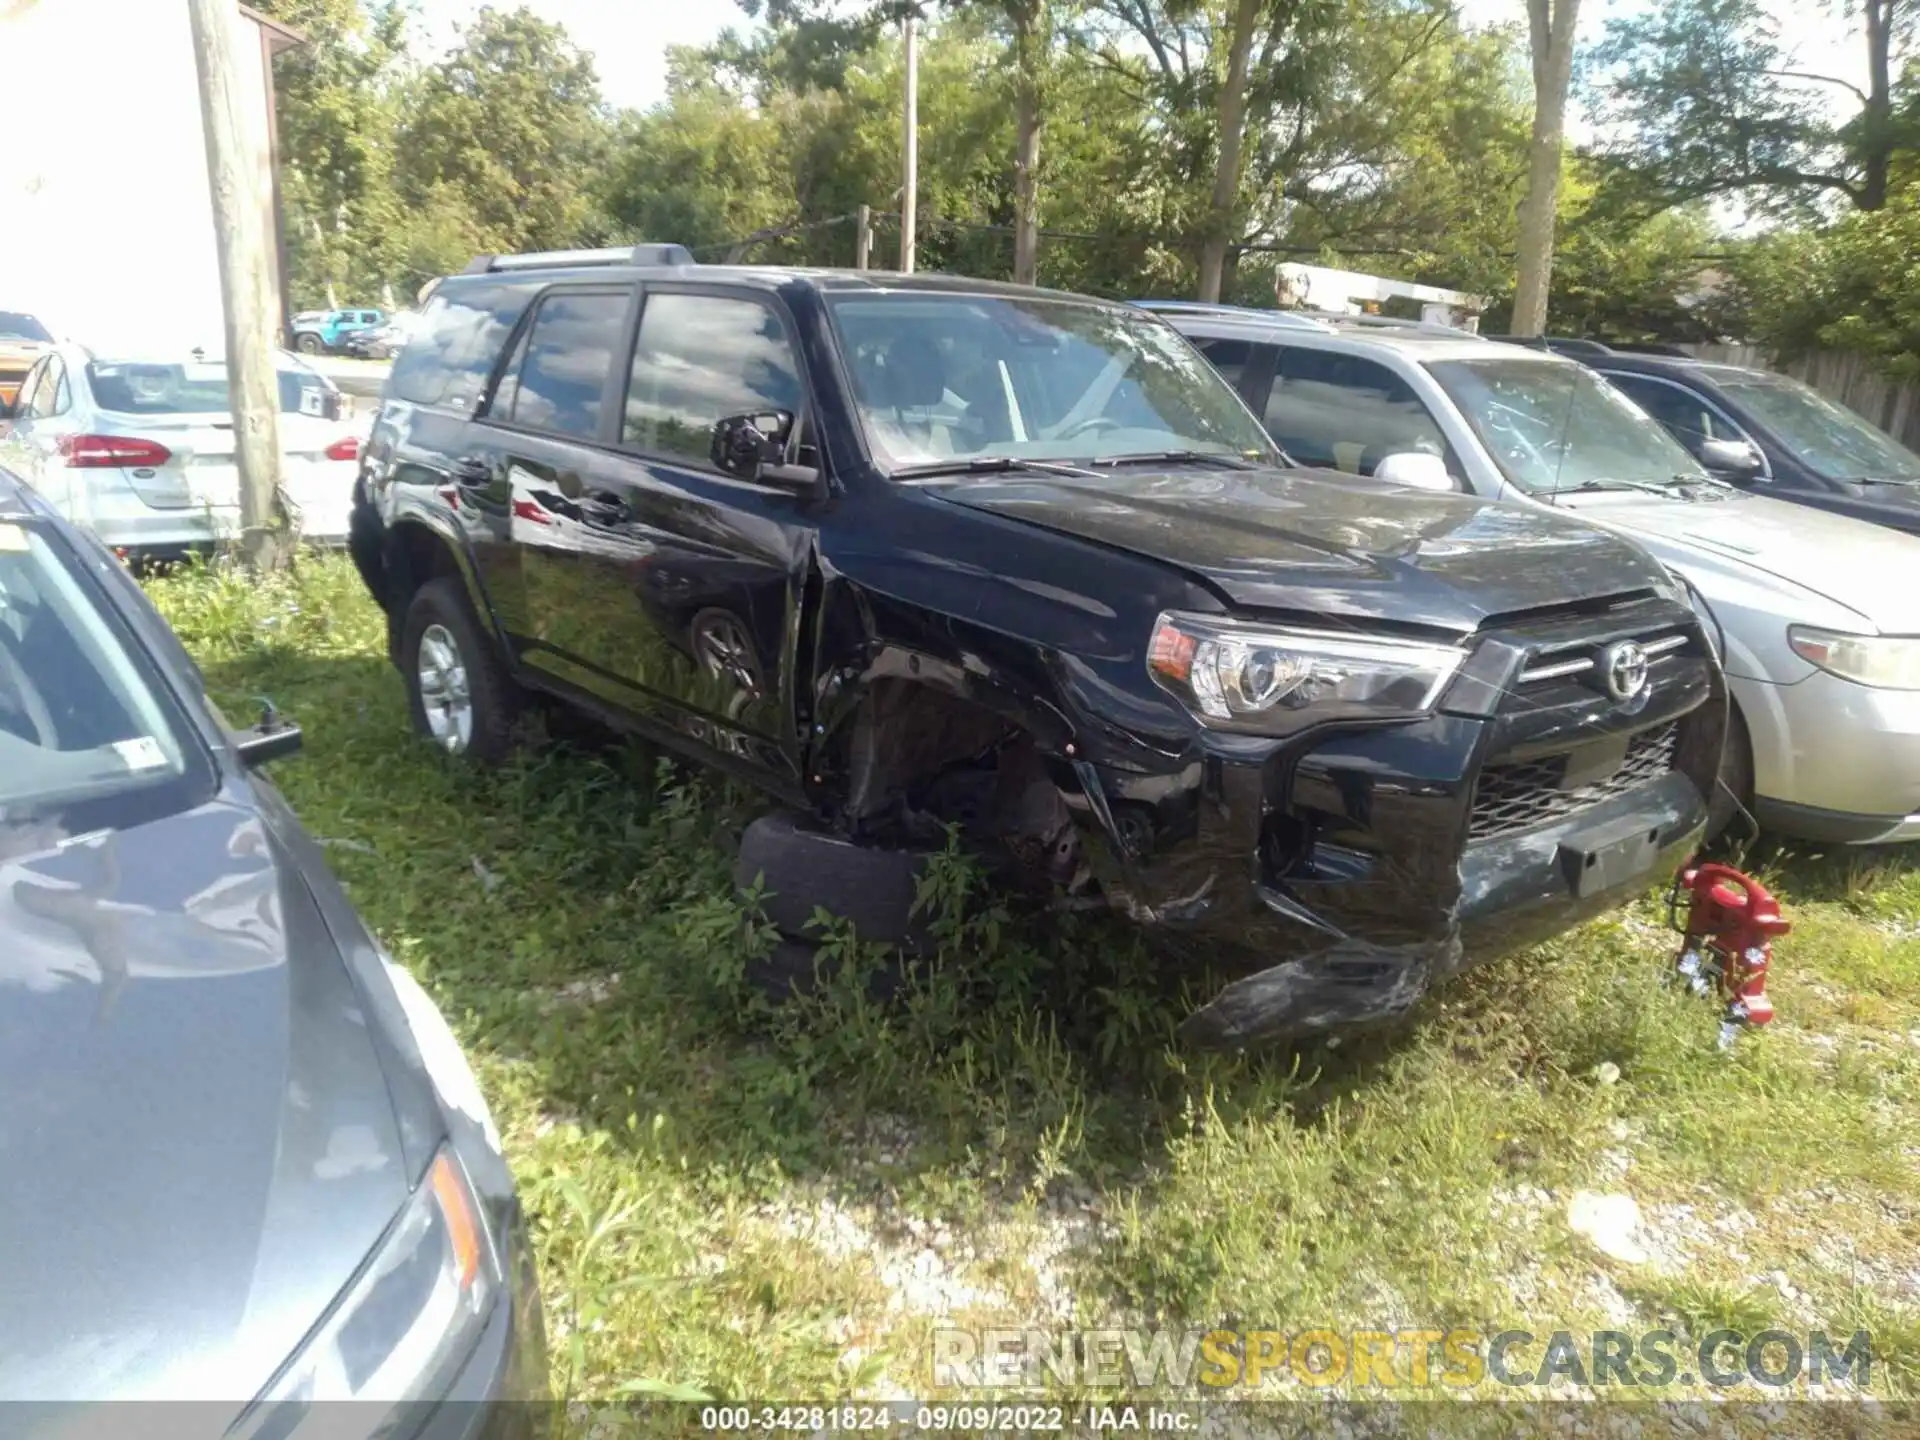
[146,553,1920,1413]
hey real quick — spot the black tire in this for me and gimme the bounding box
[734,813,933,952]
[399,576,521,764]
[294,333,324,354]
[1707,702,1756,841]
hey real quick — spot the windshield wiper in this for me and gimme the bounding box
[889,456,1094,481]
[1086,449,1260,470]
[1552,477,1686,498]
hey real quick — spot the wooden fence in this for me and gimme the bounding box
[1683,344,1920,454]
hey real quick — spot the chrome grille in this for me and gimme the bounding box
[1516,631,1689,686]
[1469,724,1679,842]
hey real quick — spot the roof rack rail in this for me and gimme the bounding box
[1607,341,1692,358]
[1321,313,1474,336]
[1131,299,1335,332]
[462,242,695,275]
[1483,334,1615,357]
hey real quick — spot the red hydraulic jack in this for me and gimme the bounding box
[1666,861,1791,1049]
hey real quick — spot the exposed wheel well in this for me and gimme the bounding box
[838,678,1084,888]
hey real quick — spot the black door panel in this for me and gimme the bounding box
[516,287,818,789]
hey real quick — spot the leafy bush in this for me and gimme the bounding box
[1731,192,1920,379]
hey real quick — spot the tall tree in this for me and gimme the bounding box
[1200,0,1263,299]
[394,6,611,263]
[1245,0,1526,294]
[1591,0,1918,215]
[999,0,1051,284]
[1511,0,1580,335]
[1085,0,1343,300]
[751,0,1064,283]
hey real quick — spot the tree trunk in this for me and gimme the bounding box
[1197,0,1262,302]
[1511,0,1581,337]
[1860,0,1891,211]
[1011,15,1042,286]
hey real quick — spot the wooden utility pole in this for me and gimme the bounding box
[185,0,293,570]
[900,12,918,274]
[855,203,872,270]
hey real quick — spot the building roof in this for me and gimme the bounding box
[239,3,304,54]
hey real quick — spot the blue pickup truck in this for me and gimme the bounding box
[290,307,385,355]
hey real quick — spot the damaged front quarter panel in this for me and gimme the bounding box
[801,513,1718,1052]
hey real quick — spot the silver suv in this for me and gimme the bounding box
[1154,303,1920,845]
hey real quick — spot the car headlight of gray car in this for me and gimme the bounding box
[1148,611,1463,733]
[1789,626,1920,690]
[233,1146,498,1431]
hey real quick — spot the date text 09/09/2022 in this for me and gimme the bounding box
[699,1405,1191,1432]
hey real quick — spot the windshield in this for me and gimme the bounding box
[0,520,214,837]
[0,313,51,343]
[1427,357,1706,495]
[86,362,338,419]
[1715,371,1920,482]
[825,293,1278,471]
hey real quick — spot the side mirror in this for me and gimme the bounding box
[711,410,821,494]
[236,700,302,768]
[1698,437,1764,479]
[1372,451,1456,493]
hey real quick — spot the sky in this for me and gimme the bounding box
[413,0,1870,120]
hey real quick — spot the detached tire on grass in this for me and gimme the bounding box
[734,812,933,953]
[400,576,522,764]
[745,937,907,1004]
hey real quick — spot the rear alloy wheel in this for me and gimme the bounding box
[400,576,521,763]
[416,625,472,751]
[294,333,324,354]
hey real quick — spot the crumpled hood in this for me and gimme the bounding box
[0,799,410,1405]
[931,466,1671,633]
[1558,488,1920,631]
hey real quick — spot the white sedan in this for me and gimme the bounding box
[0,345,365,560]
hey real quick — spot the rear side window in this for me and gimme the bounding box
[624,294,803,463]
[493,289,628,440]
[1194,338,1255,389]
[389,283,535,414]
[1262,347,1447,475]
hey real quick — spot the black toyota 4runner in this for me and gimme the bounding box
[348,245,1726,1047]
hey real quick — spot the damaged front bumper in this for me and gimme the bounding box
[1178,771,1706,1047]
[1067,610,1724,1049]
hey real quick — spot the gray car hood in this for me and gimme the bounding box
[932,466,1672,633]
[0,798,410,1404]
[1556,488,1920,631]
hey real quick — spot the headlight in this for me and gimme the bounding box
[1147,611,1464,732]
[1789,626,1920,690]
[232,1147,497,1434]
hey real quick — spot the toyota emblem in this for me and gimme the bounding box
[1603,640,1651,702]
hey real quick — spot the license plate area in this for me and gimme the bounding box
[1556,812,1664,899]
